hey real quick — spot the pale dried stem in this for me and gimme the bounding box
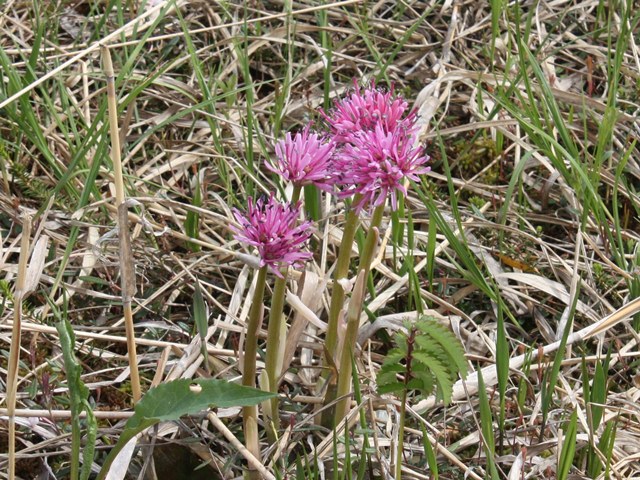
[102,45,141,404]
[6,213,31,480]
[208,412,276,480]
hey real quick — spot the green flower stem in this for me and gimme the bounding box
[321,201,384,428]
[242,266,268,478]
[290,185,302,206]
[263,184,301,440]
[333,268,367,422]
[357,203,385,274]
[324,194,362,364]
[264,269,287,437]
[326,202,385,426]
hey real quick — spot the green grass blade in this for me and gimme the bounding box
[557,410,578,480]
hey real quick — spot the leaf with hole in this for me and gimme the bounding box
[97,378,275,479]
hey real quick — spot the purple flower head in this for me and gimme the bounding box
[267,126,335,190]
[321,79,415,144]
[333,124,430,212]
[231,195,314,276]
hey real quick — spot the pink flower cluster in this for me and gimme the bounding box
[321,79,414,142]
[325,81,429,212]
[332,124,428,211]
[233,82,429,272]
[231,195,313,276]
[266,126,335,191]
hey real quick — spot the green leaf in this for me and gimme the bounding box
[477,368,500,480]
[590,352,610,430]
[558,410,578,480]
[80,403,97,480]
[421,422,439,480]
[193,281,207,339]
[57,318,96,480]
[130,378,274,428]
[192,280,209,372]
[599,420,617,479]
[418,317,468,378]
[185,174,202,252]
[382,349,406,365]
[378,363,405,374]
[377,381,405,395]
[412,352,453,404]
[411,370,435,394]
[97,379,275,479]
[414,330,455,379]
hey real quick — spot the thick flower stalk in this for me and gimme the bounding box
[267,126,335,191]
[260,128,335,439]
[322,82,429,426]
[232,195,312,460]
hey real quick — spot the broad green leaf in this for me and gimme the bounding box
[129,378,274,428]
[97,379,275,479]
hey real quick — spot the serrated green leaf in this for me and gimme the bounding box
[418,317,468,378]
[381,350,406,367]
[394,332,408,351]
[412,370,435,393]
[377,368,403,391]
[377,382,405,395]
[97,379,275,479]
[406,378,426,391]
[412,351,453,404]
[414,337,449,369]
[379,363,405,374]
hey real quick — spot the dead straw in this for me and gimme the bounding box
[101,44,142,404]
[6,213,31,480]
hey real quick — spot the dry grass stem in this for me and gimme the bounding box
[102,44,141,403]
[6,214,31,480]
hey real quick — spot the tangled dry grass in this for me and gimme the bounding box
[1,0,640,478]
